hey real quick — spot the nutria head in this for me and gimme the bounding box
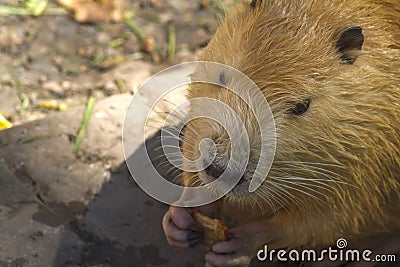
[181,0,400,234]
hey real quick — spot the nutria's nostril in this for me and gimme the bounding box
[204,160,226,179]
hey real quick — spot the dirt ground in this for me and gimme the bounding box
[0,0,229,126]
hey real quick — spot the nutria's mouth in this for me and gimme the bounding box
[200,170,247,184]
[199,170,250,196]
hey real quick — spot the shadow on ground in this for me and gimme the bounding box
[53,128,207,267]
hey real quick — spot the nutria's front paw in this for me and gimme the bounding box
[204,221,276,267]
[205,239,252,267]
[162,206,203,249]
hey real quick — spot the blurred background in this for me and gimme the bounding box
[0,0,240,127]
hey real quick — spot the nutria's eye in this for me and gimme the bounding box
[289,99,311,115]
[250,0,261,8]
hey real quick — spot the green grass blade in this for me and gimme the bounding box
[74,96,95,153]
[168,25,176,62]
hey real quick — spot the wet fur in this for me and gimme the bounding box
[181,0,400,250]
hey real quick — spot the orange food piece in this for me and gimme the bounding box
[192,210,228,250]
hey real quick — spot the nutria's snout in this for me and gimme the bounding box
[185,111,263,197]
[199,141,230,182]
[198,137,255,196]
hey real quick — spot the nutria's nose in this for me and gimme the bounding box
[204,158,226,179]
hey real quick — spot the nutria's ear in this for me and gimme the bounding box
[336,26,364,64]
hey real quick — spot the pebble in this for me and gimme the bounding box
[42,81,63,95]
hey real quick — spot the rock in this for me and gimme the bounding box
[42,80,64,96]
[0,91,207,266]
[0,95,134,204]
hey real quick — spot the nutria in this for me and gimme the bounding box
[162,0,400,266]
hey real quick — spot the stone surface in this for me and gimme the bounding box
[0,91,209,266]
[0,158,84,266]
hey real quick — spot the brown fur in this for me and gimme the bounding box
[181,0,400,250]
